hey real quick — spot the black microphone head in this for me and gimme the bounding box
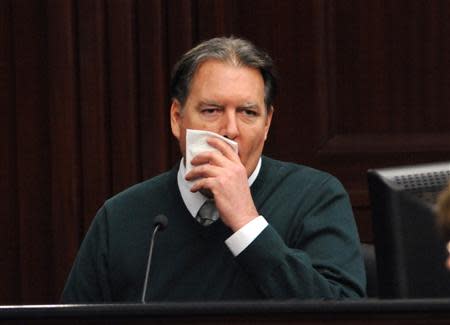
[153,214,168,231]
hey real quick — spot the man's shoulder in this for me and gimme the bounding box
[260,156,347,197]
[105,168,177,209]
[261,156,333,182]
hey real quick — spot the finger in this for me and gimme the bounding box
[190,150,229,167]
[189,177,216,194]
[185,164,222,181]
[190,150,219,165]
[206,137,240,162]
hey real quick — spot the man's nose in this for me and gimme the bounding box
[221,110,239,140]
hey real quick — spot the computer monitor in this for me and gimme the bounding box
[367,161,450,298]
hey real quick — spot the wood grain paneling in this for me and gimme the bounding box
[77,0,112,231]
[107,0,140,193]
[136,0,171,179]
[0,0,20,304]
[166,0,195,72]
[46,0,81,297]
[13,0,52,303]
[319,0,450,240]
[334,0,450,135]
[196,0,234,40]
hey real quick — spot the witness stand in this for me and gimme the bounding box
[2,299,450,324]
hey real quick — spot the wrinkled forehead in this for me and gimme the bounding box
[185,59,269,111]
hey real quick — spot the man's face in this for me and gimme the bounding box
[171,59,273,176]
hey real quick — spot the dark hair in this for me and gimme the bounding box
[169,36,277,111]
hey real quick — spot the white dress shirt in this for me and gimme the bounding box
[177,158,268,256]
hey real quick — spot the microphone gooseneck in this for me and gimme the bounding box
[141,214,168,303]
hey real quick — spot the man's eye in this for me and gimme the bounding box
[242,109,258,116]
[202,108,218,114]
[201,107,222,116]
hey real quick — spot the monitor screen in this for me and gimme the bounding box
[368,162,450,298]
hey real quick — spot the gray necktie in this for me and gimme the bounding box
[196,199,219,226]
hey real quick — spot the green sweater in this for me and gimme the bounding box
[62,156,366,302]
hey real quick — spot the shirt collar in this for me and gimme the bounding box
[177,157,262,218]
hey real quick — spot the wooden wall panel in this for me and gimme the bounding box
[0,0,20,304]
[1,0,450,304]
[12,0,52,303]
[136,0,171,180]
[165,1,197,164]
[315,0,450,241]
[196,0,234,39]
[107,0,140,193]
[46,0,81,298]
[334,0,450,135]
[166,0,195,74]
[78,0,112,231]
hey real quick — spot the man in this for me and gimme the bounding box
[62,37,366,302]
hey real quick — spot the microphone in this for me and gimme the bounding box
[141,214,168,303]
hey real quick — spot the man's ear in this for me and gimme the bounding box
[264,106,274,140]
[170,99,182,140]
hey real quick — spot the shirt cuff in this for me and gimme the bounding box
[224,215,268,256]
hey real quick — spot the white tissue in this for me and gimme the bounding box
[186,129,238,173]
